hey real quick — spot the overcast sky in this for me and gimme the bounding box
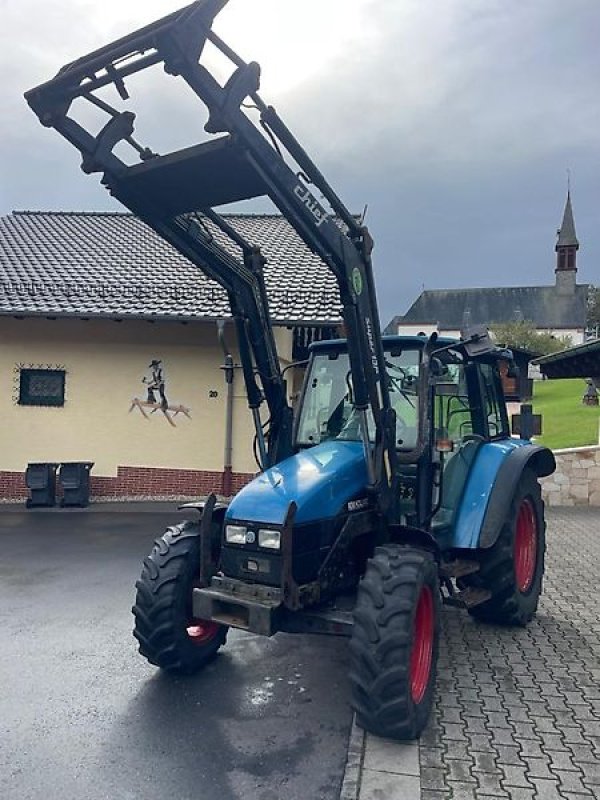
[2,0,599,325]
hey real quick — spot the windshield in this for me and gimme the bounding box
[296,349,421,449]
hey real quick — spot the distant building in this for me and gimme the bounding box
[385,192,589,345]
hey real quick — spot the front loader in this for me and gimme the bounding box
[26,0,555,739]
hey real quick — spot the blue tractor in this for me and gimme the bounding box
[27,0,555,739]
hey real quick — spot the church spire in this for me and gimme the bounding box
[555,188,579,294]
[556,191,579,250]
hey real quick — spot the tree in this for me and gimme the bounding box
[587,286,600,335]
[490,320,572,356]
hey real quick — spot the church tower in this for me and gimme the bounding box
[555,191,579,295]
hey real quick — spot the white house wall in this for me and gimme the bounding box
[0,316,295,498]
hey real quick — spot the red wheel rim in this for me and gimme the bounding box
[186,620,220,644]
[514,498,538,593]
[410,585,434,704]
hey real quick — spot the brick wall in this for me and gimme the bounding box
[0,465,253,502]
[6,451,600,508]
[0,471,27,500]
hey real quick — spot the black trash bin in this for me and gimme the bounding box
[58,462,94,507]
[25,462,59,508]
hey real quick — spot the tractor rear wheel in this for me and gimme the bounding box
[349,545,440,740]
[132,521,227,674]
[463,469,545,625]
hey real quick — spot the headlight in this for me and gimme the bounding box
[225,524,247,544]
[258,529,281,550]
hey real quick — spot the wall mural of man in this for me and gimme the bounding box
[130,359,191,427]
[144,359,168,410]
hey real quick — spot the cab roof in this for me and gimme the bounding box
[309,334,458,354]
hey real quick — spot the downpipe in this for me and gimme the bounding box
[217,320,235,497]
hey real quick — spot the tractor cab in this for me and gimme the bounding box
[295,332,514,547]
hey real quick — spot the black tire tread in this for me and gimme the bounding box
[465,469,546,626]
[132,521,227,674]
[349,545,440,740]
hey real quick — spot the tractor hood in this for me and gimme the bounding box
[226,441,369,526]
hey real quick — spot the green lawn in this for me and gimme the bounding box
[532,378,600,450]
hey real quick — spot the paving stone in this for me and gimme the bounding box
[562,794,599,800]
[439,722,468,742]
[533,715,566,733]
[471,751,498,774]
[461,701,486,718]
[527,777,563,800]
[463,716,489,735]
[517,739,548,759]
[562,727,590,745]
[485,710,512,729]
[544,752,582,773]
[362,736,419,776]
[420,766,447,791]
[473,770,507,795]
[439,706,463,725]
[511,721,543,740]
[524,701,554,718]
[486,726,518,746]
[551,769,593,794]
[495,744,527,766]
[467,733,494,752]
[499,790,536,800]
[498,763,534,788]
[420,747,446,771]
[443,740,472,762]
[421,792,449,800]
[445,759,476,784]
[580,760,600,784]
[445,781,480,800]
[358,769,419,800]
[508,704,535,722]
[538,733,570,752]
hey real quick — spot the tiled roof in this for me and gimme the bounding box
[0,211,342,325]
[389,284,588,331]
[534,338,600,379]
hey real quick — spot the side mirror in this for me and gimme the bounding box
[459,325,496,357]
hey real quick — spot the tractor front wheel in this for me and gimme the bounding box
[349,545,440,740]
[463,469,545,626]
[132,521,227,674]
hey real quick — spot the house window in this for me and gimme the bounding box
[19,368,66,407]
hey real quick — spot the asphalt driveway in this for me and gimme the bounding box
[0,507,353,800]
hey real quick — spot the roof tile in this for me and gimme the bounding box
[0,211,342,325]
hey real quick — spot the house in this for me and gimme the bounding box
[385,192,589,345]
[0,211,342,502]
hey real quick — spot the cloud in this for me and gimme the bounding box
[1,0,599,325]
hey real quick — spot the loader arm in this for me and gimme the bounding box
[25,0,398,513]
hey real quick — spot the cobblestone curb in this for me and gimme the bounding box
[340,718,421,800]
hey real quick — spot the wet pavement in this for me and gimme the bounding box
[0,507,352,800]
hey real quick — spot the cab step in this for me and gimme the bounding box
[444,586,492,609]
